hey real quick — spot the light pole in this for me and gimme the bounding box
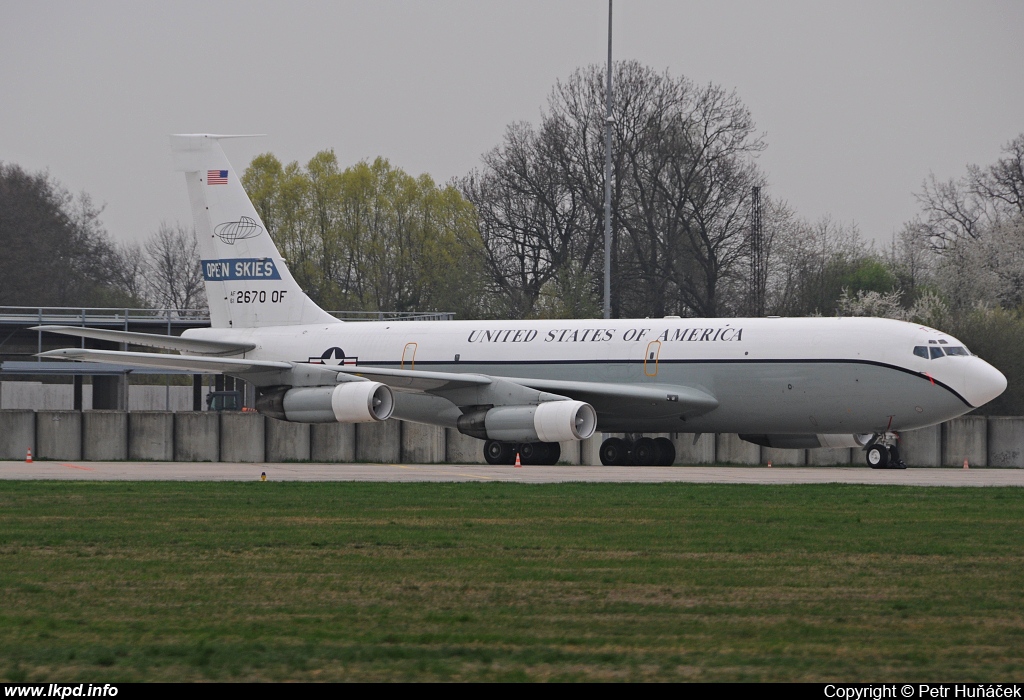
[603,0,613,320]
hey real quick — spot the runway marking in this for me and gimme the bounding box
[59,463,94,471]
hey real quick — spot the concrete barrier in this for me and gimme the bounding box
[446,428,482,464]
[580,435,602,466]
[220,413,265,463]
[942,416,987,467]
[672,433,716,465]
[174,412,219,462]
[310,423,355,462]
[716,433,760,465]
[82,411,128,461]
[401,422,446,463]
[356,420,401,463]
[129,412,174,461]
[900,424,941,467]
[762,446,806,466]
[0,410,35,460]
[265,418,311,462]
[557,439,581,465]
[807,447,852,466]
[36,411,82,461]
[987,417,1024,468]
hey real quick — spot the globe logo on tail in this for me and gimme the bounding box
[214,216,264,244]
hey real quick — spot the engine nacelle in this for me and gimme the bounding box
[457,401,597,443]
[739,433,874,450]
[256,382,394,423]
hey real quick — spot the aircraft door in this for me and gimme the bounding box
[644,340,662,377]
[402,342,418,369]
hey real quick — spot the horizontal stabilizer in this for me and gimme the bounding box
[32,326,254,356]
[39,348,289,374]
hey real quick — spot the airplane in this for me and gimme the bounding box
[35,134,1008,469]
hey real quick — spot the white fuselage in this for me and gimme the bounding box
[185,315,1006,436]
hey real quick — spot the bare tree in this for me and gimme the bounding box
[464,61,766,319]
[144,223,207,312]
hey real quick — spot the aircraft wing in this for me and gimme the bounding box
[510,377,719,419]
[38,348,289,374]
[32,326,254,356]
[38,346,718,418]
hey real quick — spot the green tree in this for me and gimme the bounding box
[0,163,142,307]
[242,153,486,317]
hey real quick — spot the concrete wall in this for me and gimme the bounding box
[0,410,35,460]
[762,446,806,466]
[900,424,941,467]
[557,439,581,465]
[174,412,219,462]
[82,411,128,461]
[220,413,265,463]
[401,422,445,464]
[130,412,174,461]
[987,417,1024,468]
[265,418,311,462]
[672,433,716,465]
[310,423,355,462]
[580,435,602,466]
[36,411,81,460]
[942,416,988,467]
[0,381,210,411]
[7,411,1024,467]
[356,420,401,463]
[716,433,761,465]
[446,428,482,464]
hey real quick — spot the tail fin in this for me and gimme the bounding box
[170,134,338,329]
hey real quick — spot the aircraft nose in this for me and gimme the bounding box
[962,357,1007,408]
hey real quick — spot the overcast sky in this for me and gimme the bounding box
[3,1,1022,248]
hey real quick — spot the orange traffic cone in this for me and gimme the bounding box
[514,453,521,468]
[767,460,772,468]
[963,458,969,470]
[25,448,32,464]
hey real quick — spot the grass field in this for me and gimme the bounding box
[0,481,1022,682]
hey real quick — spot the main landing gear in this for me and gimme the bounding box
[483,440,561,466]
[865,434,906,469]
[599,436,676,466]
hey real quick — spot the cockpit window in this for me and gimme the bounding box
[929,347,945,359]
[945,346,969,356]
[914,346,929,359]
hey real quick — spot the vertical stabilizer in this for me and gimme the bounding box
[170,134,338,328]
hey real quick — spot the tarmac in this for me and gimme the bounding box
[2,461,1023,486]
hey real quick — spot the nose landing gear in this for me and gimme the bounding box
[865,434,906,469]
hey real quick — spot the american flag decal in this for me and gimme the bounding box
[207,170,228,185]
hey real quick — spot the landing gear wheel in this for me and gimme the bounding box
[888,445,906,470]
[631,437,658,466]
[484,440,515,465]
[866,444,890,469]
[540,442,561,465]
[600,437,630,466]
[516,442,561,466]
[654,437,676,466]
[518,442,538,465]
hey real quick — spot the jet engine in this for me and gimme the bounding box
[739,433,874,449]
[256,382,394,423]
[457,401,597,443]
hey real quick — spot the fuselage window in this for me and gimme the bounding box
[914,346,929,359]
[929,347,944,359]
